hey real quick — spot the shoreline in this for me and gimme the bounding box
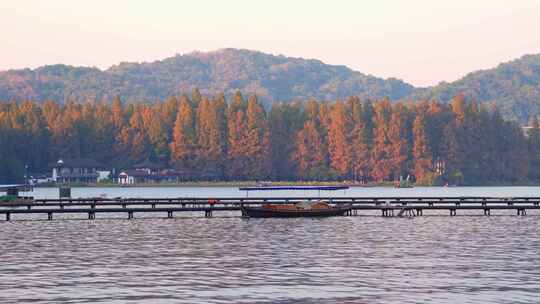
[32,181,540,188]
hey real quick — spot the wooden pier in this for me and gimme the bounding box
[1,196,540,221]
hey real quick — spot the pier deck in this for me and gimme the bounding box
[1,196,540,221]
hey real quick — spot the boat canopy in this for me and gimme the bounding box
[239,185,349,191]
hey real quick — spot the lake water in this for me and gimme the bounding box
[2,186,540,303]
[20,185,540,199]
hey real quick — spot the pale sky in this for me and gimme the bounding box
[1,0,540,87]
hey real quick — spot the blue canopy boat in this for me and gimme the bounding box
[239,185,351,218]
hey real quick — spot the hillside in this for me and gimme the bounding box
[0,48,413,104]
[412,54,540,123]
[0,49,539,123]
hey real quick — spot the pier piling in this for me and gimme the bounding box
[2,196,540,221]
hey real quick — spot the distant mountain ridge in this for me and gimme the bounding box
[0,48,413,103]
[413,54,540,123]
[0,48,539,122]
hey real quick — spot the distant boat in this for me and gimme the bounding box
[241,201,351,218]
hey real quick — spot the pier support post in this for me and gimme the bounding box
[382,209,394,217]
[128,211,134,219]
[450,209,456,216]
[47,212,53,220]
[484,209,490,216]
[27,205,31,210]
[517,209,526,216]
[6,212,10,221]
[205,210,213,218]
[416,209,423,216]
[88,212,95,220]
[167,211,173,218]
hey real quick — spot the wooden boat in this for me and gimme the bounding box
[241,201,351,218]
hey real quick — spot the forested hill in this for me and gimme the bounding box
[0,48,413,104]
[412,54,540,123]
[0,49,539,123]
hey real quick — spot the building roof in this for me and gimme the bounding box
[119,169,151,177]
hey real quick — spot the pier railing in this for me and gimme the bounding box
[1,196,540,221]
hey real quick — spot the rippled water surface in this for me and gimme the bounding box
[2,187,540,303]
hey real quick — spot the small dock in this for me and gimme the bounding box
[1,196,540,221]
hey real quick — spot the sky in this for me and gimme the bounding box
[1,0,540,87]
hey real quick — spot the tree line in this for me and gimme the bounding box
[0,89,539,185]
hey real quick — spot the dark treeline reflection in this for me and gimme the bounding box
[1,90,539,184]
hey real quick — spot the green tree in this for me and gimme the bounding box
[528,116,540,181]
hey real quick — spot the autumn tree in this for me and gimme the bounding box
[147,104,170,162]
[371,99,392,181]
[227,91,249,179]
[126,105,151,163]
[170,97,196,171]
[327,101,351,178]
[0,93,535,184]
[388,103,410,180]
[269,102,303,180]
[412,111,433,184]
[290,100,328,179]
[161,96,179,139]
[196,97,226,176]
[348,97,371,182]
[294,122,327,180]
[244,95,270,179]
